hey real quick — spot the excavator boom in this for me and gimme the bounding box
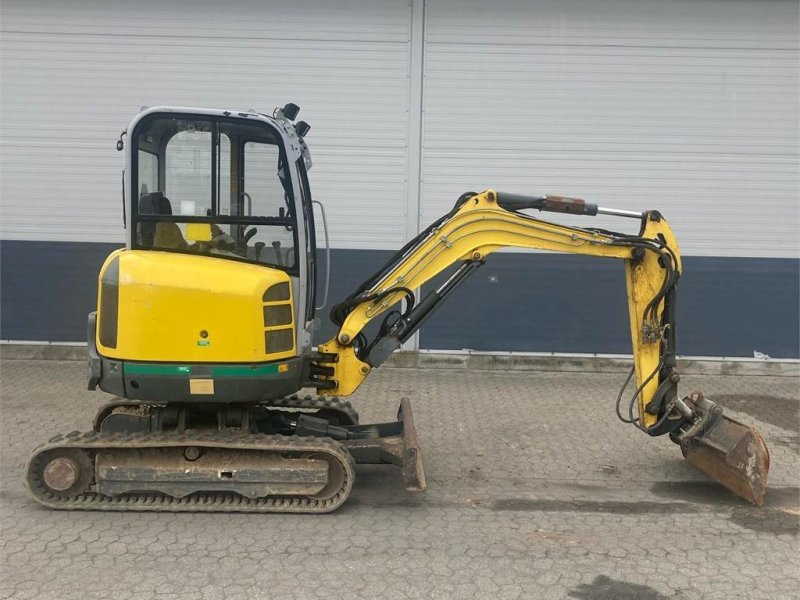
[313,189,770,505]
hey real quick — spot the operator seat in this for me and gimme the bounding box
[138,192,187,249]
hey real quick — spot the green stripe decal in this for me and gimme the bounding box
[210,365,281,377]
[126,365,193,375]
[124,364,283,377]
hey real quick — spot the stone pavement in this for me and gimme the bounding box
[1,359,798,600]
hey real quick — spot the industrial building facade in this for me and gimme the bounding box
[1,0,798,357]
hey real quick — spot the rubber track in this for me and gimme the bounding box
[26,430,355,514]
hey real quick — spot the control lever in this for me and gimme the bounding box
[272,241,283,266]
[242,228,258,244]
[254,242,266,262]
[232,227,258,257]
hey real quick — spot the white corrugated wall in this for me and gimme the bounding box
[2,0,798,256]
[421,0,799,258]
[0,0,414,250]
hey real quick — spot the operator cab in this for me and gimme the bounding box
[125,105,319,338]
[130,109,310,274]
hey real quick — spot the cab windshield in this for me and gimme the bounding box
[132,115,298,272]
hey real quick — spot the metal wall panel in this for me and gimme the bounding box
[421,0,799,258]
[0,0,413,250]
[3,241,797,358]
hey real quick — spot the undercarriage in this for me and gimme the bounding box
[26,396,425,513]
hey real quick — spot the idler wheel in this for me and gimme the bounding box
[34,449,93,498]
[43,458,78,491]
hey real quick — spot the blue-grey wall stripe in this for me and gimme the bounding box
[1,241,798,359]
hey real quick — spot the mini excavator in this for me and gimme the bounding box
[25,104,771,512]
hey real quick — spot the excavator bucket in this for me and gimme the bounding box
[677,393,770,507]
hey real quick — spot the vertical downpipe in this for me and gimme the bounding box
[403,0,427,352]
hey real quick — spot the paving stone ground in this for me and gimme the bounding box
[1,359,798,600]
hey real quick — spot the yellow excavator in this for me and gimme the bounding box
[25,104,770,513]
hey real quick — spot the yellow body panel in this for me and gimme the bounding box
[185,223,213,242]
[96,250,295,363]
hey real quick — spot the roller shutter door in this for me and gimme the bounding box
[421,0,799,258]
[0,0,414,250]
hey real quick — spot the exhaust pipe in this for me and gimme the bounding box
[673,393,770,506]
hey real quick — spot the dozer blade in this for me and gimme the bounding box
[342,398,426,492]
[677,393,770,507]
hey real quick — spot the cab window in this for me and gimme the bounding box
[131,115,298,273]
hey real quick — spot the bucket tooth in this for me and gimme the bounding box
[677,394,770,507]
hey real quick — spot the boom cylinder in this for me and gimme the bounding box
[496,192,598,216]
[495,191,644,220]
